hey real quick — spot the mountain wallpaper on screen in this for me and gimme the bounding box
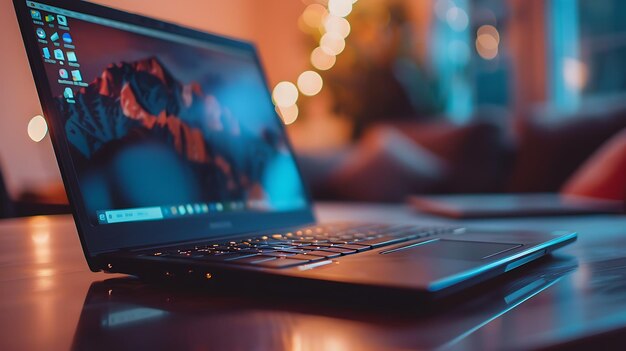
[56,57,283,206]
[58,57,214,161]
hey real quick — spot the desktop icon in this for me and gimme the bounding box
[44,14,55,23]
[30,10,42,21]
[62,33,73,43]
[186,204,194,214]
[71,70,82,82]
[178,205,186,215]
[54,49,64,60]
[42,47,51,59]
[35,28,46,39]
[66,51,77,62]
[63,87,74,99]
[59,69,69,79]
[50,32,59,42]
[57,15,67,26]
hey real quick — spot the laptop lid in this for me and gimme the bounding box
[13,0,315,265]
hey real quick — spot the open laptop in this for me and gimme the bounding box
[13,0,577,299]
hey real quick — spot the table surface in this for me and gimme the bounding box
[1,202,626,351]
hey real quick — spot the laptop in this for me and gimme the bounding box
[409,193,624,219]
[13,0,577,298]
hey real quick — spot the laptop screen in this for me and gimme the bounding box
[24,1,308,228]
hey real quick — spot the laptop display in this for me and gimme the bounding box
[23,1,308,227]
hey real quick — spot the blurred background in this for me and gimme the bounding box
[1,0,625,217]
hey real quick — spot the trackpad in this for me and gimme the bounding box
[382,240,522,261]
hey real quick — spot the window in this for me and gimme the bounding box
[549,0,626,110]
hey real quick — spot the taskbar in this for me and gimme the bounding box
[96,200,263,225]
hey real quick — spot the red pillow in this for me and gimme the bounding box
[562,128,626,201]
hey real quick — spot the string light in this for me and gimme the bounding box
[297,71,323,97]
[320,32,346,55]
[324,15,351,38]
[274,0,357,125]
[311,47,336,70]
[300,3,328,31]
[277,104,299,125]
[272,81,299,107]
[328,0,353,18]
[27,115,48,142]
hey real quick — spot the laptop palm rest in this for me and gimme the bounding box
[381,240,523,261]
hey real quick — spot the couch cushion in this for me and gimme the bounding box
[396,118,513,193]
[508,100,626,192]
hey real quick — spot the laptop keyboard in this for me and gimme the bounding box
[148,223,463,269]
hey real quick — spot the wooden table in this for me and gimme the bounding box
[1,202,626,350]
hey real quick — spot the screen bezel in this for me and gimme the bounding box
[13,0,316,269]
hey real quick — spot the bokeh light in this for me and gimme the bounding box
[324,15,351,38]
[320,32,346,55]
[446,7,469,32]
[27,115,48,142]
[477,25,500,44]
[273,81,299,107]
[435,0,454,21]
[563,58,589,90]
[311,47,336,70]
[277,104,299,125]
[301,4,328,30]
[476,25,500,60]
[297,70,324,96]
[328,0,353,18]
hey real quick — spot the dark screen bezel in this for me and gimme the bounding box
[12,0,316,270]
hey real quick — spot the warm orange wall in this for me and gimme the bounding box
[0,0,55,197]
[0,0,308,196]
[88,0,310,87]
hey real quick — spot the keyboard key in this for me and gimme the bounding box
[312,243,334,247]
[352,235,409,248]
[254,258,310,268]
[287,254,325,262]
[235,248,263,254]
[264,252,296,257]
[328,240,350,244]
[285,246,319,253]
[306,250,341,258]
[318,247,357,254]
[292,240,316,245]
[230,255,277,264]
[334,244,370,252]
[212,245,232,251]
[300,245,325,250]
[199,253,258,261]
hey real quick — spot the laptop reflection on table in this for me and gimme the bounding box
[71,255,578,351]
